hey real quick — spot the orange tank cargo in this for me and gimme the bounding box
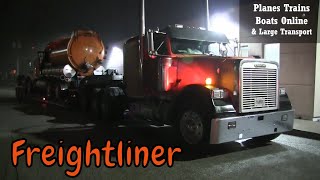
[44,30,105,76]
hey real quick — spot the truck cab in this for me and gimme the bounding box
[122,25,294,144]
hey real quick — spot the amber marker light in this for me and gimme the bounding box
[205,78,212,85]
[205,78,214,90]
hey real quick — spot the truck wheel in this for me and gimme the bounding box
[99,89,125,124]
[90,90,102,121]
[79,88,89,112]
[176,108,210,145]
[99,91,113,124]
[251,133,280,144]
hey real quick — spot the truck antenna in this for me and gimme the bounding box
[206,0,210,30]
[139,0,145,79]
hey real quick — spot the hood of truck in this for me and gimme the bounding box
[171,55,242,91]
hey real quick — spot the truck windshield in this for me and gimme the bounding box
[171,38,224,56]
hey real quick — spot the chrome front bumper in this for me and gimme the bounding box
[210,110,294,144]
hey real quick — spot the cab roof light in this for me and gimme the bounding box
[175,24,184,28]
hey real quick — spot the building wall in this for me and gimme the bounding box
[280,43,316,120]
[241,43,263,57]
[314,42,320,120]
[313,4,320,121]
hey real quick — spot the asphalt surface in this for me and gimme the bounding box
[0,82,320,180]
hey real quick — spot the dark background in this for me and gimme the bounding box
[0,0,238,73]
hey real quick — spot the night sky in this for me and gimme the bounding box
[0,0,238,72]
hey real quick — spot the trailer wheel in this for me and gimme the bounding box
[54,84,61,100]
[25,79,32,96]
[251,133,281,144]
[100,91,113,124]
[99,88,125,124]
[46,83,53,99]
[79,88,90,112]
[16,75,26,103]
[176,107,211,145]
[90,89,102,121]
[16,87,26,104]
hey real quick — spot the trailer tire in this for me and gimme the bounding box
[90,89,102,122]
[46,82,53,99]
[79,88,90,112]
[99,90,117,124]
[16,75,26,103]
[25,78,33,96]
[99,87,125,124]
[16,87,26,104]
[54,84,61,101]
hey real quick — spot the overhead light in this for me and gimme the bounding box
[210,13,239,39]
[106,46,123,73]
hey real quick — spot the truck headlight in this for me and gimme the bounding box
[279,88,286,95]
[212,88,228,99]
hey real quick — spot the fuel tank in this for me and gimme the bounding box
[43,30,105,76]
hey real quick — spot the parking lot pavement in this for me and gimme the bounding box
[1,84,320,180]
[294,119,320,134]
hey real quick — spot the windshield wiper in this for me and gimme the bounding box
[156,41,165,52]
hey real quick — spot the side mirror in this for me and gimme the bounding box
[147,30,156,57]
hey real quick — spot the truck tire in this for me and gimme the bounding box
[251,133,280,144]
[79,88,90,112]
[99,92,111,124]
[90,89,102,122]
[176,106,211,145]
[99,88,125,124]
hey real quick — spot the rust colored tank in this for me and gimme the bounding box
[44,30,105,76]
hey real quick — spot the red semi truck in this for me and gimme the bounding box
[16,25,294,144]
[16,3,294,145]
[120,24,294,144]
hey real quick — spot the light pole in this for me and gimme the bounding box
[206,0,210,30]
[12,40,22,77]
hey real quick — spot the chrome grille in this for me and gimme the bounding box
[240,61,279,113]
